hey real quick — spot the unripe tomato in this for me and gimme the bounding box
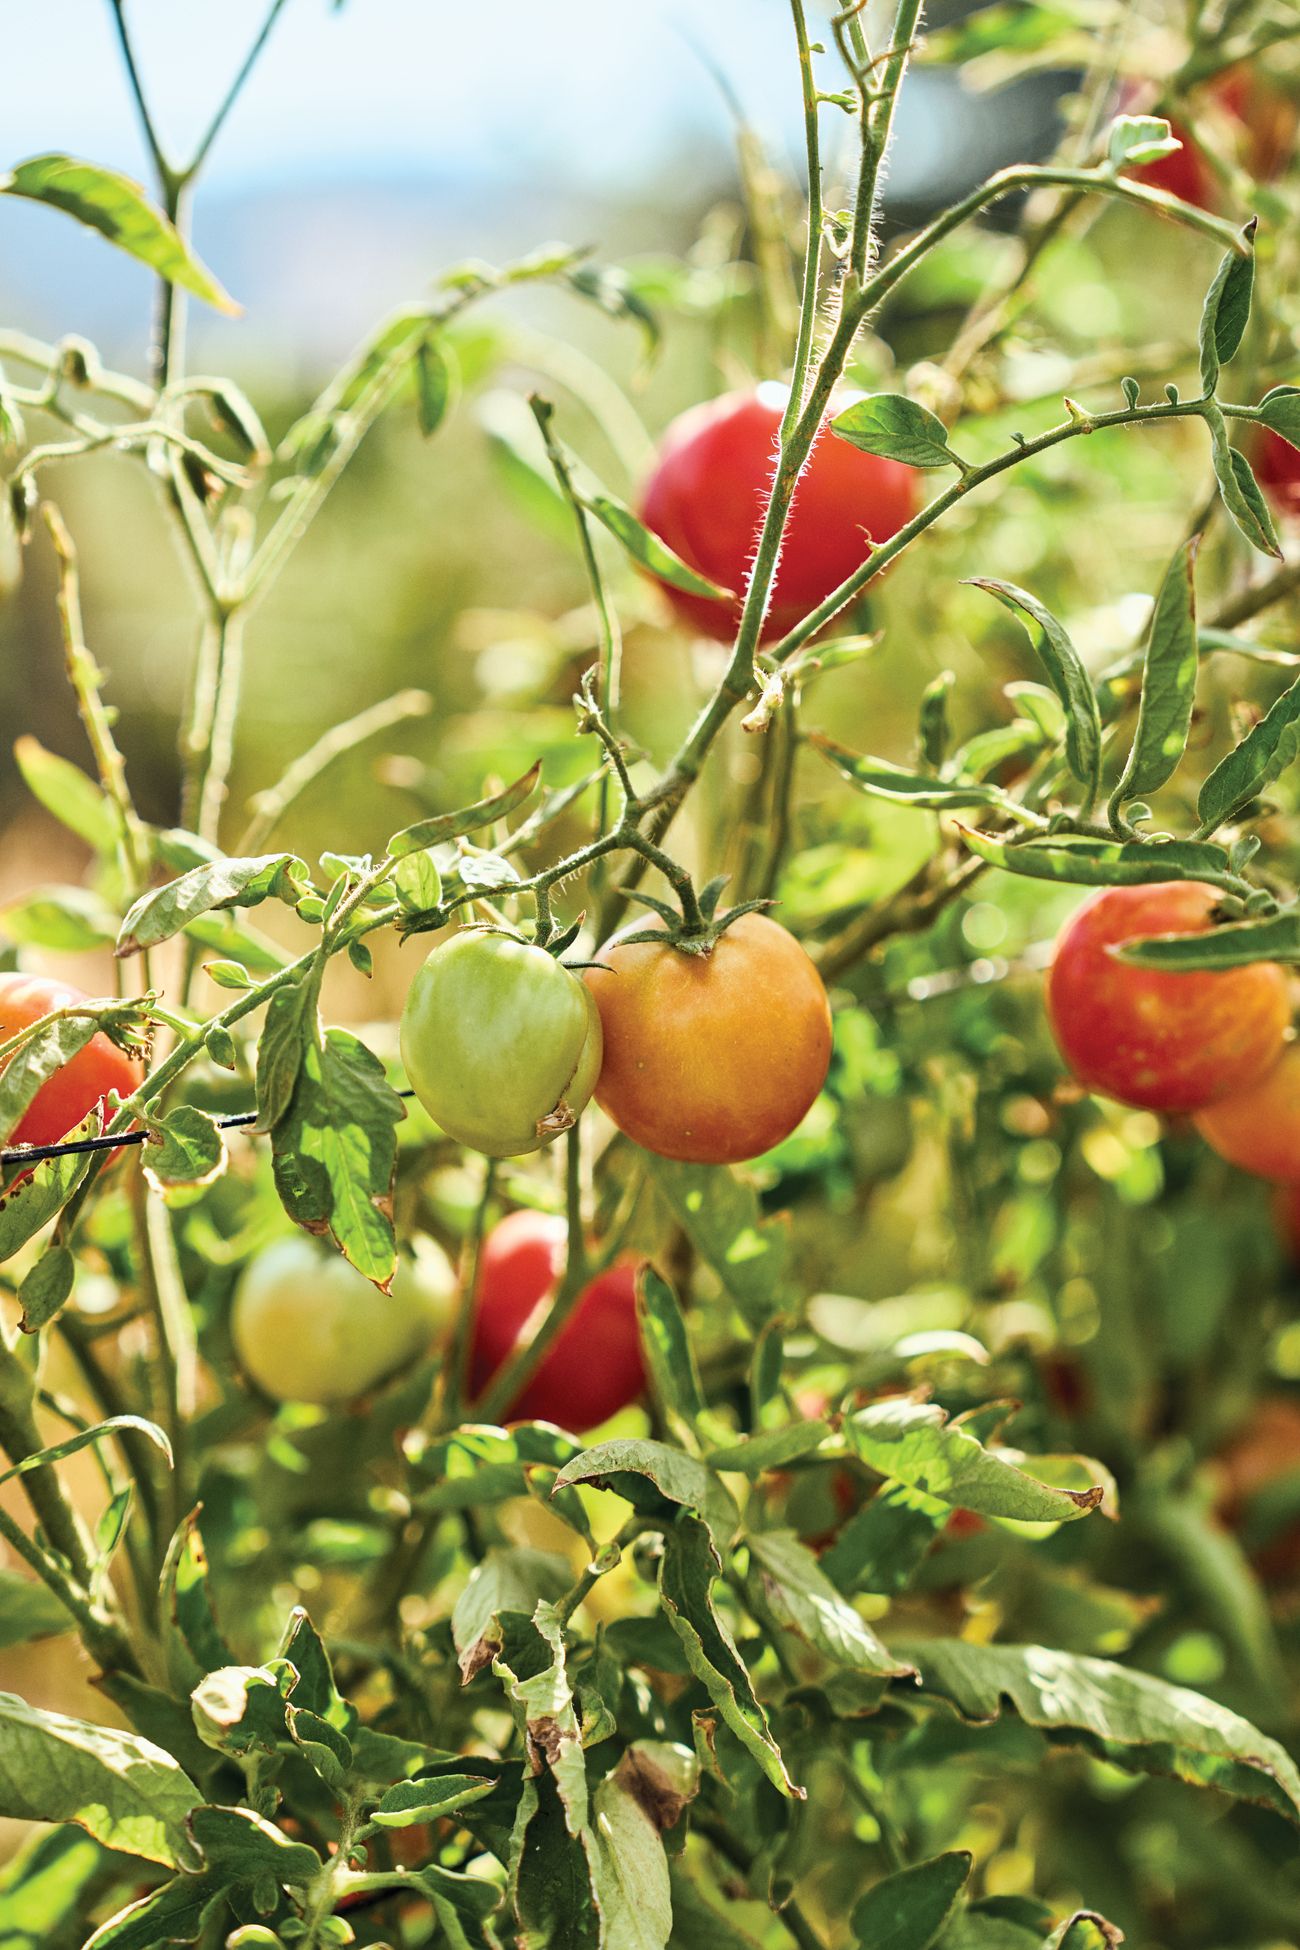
[583,913,832,1164]
[1254,428,1300,519]
[1194,1042,1300,1181]
[638,383,919,643]
[232,1233,452,1406]
[1045,882,1290,1114]
[470,1209,644,1431]
[0,972,143,1147]
[399,930,602,1158]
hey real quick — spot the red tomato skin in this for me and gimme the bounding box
[1125,120,1219,210]
[0,973,143,1147]
[639,386,919,643]
[1195,1041,1300,1182]
[583,912,833,1165]
[470,1209,645,1432]
[1044,882,1290,1114]
[1254,429,1300,519]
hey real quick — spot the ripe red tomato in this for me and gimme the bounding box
[0,973,143,1148]
[1044,882,1290,1114]
[1253,427,1300,519]
[1195,1042,1300,1181]
[638,383,919,643]
[470,1209,644,1432]
[583,912,832,1164]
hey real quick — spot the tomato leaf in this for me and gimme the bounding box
[186,1803,320,1886]
[844,1397,1104,1523]
[1197,667,1300,832]
[566,260,661,359]
[893,1639,1300,1823]
[0,155,239,314]
[965,579,1102,801]
[0,1416,170,1495]
[821,1480,952,1597]
[278,1605,358,1736]
[142,1106,226,1206]
[811,733,1013,809]
[707,1422,831,1474]
[1106,114,1181,167]
[116,855,311,957]
[746,1529,914,1673]
[831,393,964,469]
[955,826,1238,890]
[640,1154,789,1330]
[1256,383,1300,454]
[1198,222,1255,396]
[0,885,120,953]
[190,1661,296,1759]
[414,335,455,438]
[658,1516,801,1797]
[553,1439,740,1560]
[372,1773,498,1829]
[918,669,955,771]
[387,763,540,858]
[17,1242,76,1333]
[254,978,314,1134]
[1111,536,1200,808]
[579,487,736,600]
[636,1263,706,1429]
[12,736,119,853]
[1203,398,1281,557]
[0,1016,101,1145]
[0,1568,75,1650]
[450,1547,573,1682]
[0,1112,97,1264]
[850,1851,973,1950]
[0,1693,201,1866]
[81,1870,232,1950]
[183,912,291,972]
[269,1026,405,1287]
[1111,906,1300,969]
[158,1511,232,1701]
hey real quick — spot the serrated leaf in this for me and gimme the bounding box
[707,1422,830,1474]
[0,155,238,314]
[812,734,1009,809]
[117,855,310,957]
[851,1851,973,1950]
[0,1112,96,1263]
[269,1026,404,1285]
[1204,399,1281,557]
[1112,907,1300,969]
[142,1105,226,1204]
[553,1440,740,1559]
[1198,225,1255,396]
[965,579,1101,800]
[0,1015,100,1144]
[372,1772,498,1828]
[955,826,1237,891]
[1197,667,1300,831]
[0,1692,201,1865]
[895,1639,1300,1823]
[1107,114,1181,168]
[12,736,119,853]
[387,764,540,858]
[0,884,120,953]
[1113,536,1200,806]
[636,1264,705,1429]
[831,393,961,469]
[746,1529,914,1673]
[581,488,734,600]
[845,1398,1103,1523]
[640,1154,788,1330]
[0,1568,74,1649]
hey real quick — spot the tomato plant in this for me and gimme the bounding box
[469,1209,644,1431]
[584,912,832,1164]
[1125,120,1219,211]
[1044,882,1291,1113]
[638,384,918,641]
[399,928,602,1157]
[0,973,142,1147]
[1194,1041,1300,1182]
[231,1233,454,1406]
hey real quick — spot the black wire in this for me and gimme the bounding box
[0,1089,417,1167]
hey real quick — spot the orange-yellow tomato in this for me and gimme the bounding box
[1045,882,1290,1114]
[1194,1041,1300,1182]
[583,912,832,1165]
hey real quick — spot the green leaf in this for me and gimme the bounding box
[92,1671,222,1788]
[82,1869,231,1950]
[821,1481,951,1596]
[1111,537,1200,807]
[142,1105,226,1205]
[585,1754,678,1950]
[413,1862,507,1950]
[17,1242,75,1332]
[0,1568,73,1649]
[851,1851,973,1950]
[1043,1915,1121,1950]
[0,1113,96,1263]
[0,1014,99,1144]
[372,1772,498,1828]
[667,1859,765,1950]
[566,260,661,360]
[658,1516,799,1797]
[1106,114,1181,168]
[831,393,962,469]
[636,1264,705,1429]
[451,1547,573,1680]
[0,1416,170,1494]
[844,1398,1103,1523]
[1256,384,1300,453]
[1113,908,1300,969]
[393,847,443,914]
[811,734,1011,809]
[270,1025,404,1284]
[581,486,734,600]
[955,826,1237,891]
[412,1422,583,1513]
[348,1725,460,1786]
[190,1662,295,1759]
[0,1692,201,1865]
[945,723,1044,785]
[965,579,1101,800]
[640,1154,788,1330]
[0,1824,102,1950]
[894,1639,1300,1823]
[159,1511,231,1699]
[414,335,454,437]
[0,156,238,314]
[387,762,540,858]
[1198,224,1255,396]
[277,1606,357,1734]
[746,1530,915,1673]
[255,978,314,1135]
[707,1422,831,1474]
[1203,399,1281,558]
[919,670,955,771]
[187,1803,320,1886]
[0,884,120,953]
[553,1440,740,1558]
[117,855,311,957]
[1197,667,1300,831]
[12,736,119,852]
[184,912,291,972]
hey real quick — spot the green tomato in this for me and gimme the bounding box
[398,928,603,1158]
[231,1234,452,1406]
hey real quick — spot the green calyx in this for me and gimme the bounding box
[613,876,774,958]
